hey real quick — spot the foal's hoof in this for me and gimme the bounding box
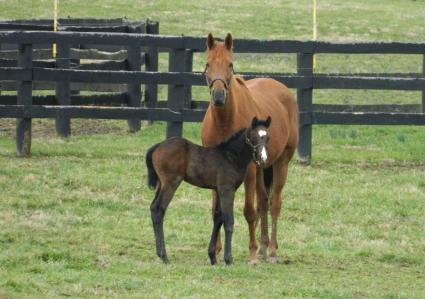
[160,256,169,264]
[209,257,217,265]
[267,256,278,264]
[224,257,233,265]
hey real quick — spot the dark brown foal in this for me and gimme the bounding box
[145,117,271,265]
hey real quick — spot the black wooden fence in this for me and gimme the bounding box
[0,30,424,162]
[0,18,159,134]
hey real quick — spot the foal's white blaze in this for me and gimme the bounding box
[260,146,268,162]
[258,130,267,137]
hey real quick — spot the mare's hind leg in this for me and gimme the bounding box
[150,178,181,263]
[268,159,289,263]
[256,168,269,259]
[208,193,223,265]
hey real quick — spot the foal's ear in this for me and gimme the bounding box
[251,116,258,128]
[207,33,215,49]
[225,33,233,50]
[265,116,272,128]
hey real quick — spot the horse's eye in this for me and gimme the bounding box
[206,63,210,68]
[229,63,233,68]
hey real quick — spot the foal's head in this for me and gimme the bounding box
[205,33,234,107]
[246,116,272,166]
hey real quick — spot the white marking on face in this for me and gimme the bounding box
[260,146,268,162]
[258,130,267,137]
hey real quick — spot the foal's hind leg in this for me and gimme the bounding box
[268,159,289,263]
[256,168,269,259]
[150,178,181,263]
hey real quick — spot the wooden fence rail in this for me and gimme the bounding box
[0,30,424,161]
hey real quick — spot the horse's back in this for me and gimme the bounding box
[246,78,297,120]
[152,137,190,176]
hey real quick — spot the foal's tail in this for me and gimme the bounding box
[145,143,160,190]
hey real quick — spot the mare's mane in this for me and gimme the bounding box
[234,75,246,86]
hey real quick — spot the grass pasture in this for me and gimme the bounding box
[1,0,425,298]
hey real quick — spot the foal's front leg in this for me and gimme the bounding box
[219,188,235,265]
[243,164,258,264]
[208,194,223,265]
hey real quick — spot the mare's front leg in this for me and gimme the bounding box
[243,163,258,264]
[256,167,270,259]
[269,159,288,263]
[208,193,223,265]
[150,179,181,263]
[219,187,235,265]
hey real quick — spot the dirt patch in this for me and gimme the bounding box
[0,118,129,138]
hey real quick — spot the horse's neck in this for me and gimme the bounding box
[225,131,253,169]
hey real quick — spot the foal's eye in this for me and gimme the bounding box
[229,63,233,69]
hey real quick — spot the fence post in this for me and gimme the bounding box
[297,52,314,164]
[422,54,425,113]
[184,49,193,108]
[145,21,159,108]
[16,43,33,157]
[55,43,71,137]
[127,44,142,132]
[167,49,186,138]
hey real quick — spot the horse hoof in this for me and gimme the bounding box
[267,256,278,264]
[160,256,169,264]
[257,251,267,260]
[224,257,233,265]
[248,258,259,265]
[209,257,217,265]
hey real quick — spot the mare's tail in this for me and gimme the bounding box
[145,143,160,190]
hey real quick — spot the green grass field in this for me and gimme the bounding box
[1,0,425,298]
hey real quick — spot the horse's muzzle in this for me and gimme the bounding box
[254,146,268,166]
[211,88,226,107]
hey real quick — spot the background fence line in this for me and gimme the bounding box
[0,29,424,161]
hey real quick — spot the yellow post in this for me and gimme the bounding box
[312,0,317,71]
[52,0,58,58]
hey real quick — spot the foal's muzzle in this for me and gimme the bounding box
[253,145,268,166]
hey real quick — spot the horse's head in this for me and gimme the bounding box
[205,33,234,107]
[246,116,272,167]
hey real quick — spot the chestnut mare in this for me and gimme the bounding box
[201,33,299,264]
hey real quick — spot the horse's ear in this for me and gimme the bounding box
[225,33,233,50]
[207,33,215,50]
[251,116,258,128]
[265,116,272,128]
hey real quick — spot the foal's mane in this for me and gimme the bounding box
[216,128,246,151]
